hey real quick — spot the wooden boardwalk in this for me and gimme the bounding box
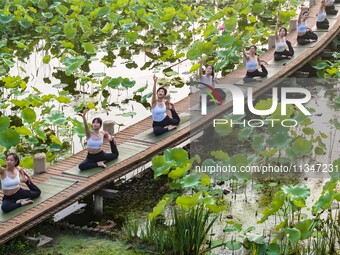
[0,1,339,245]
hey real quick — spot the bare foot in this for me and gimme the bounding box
[17,198,34,206]
[167,125,177,131]
[97,161,106,168]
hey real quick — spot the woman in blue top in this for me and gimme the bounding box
[78,109,119,170]
[325,0,338,15]
[1,153,41,213]
[151,75,180,135]
[297,10,318,45]
[243,45,268,82]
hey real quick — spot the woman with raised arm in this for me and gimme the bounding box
[1,153,41,213]
[243,45,268,82]
[317,0,330,29]
[274,20,294,61]
[78,109,119,170]
[151,75,180,135]
[325,0,338,15]
[199,63,226,102]
[297,10,318,45]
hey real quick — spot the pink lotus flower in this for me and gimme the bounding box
[218,25,225,31]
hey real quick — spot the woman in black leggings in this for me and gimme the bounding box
[325,0,338,15]
[1,153,41,213]
[243,45,268,82]
[317,0,330,29]
[151,75,180,135]
[297,10,318,45]
[78,109,119,170]
[274,19,294,61]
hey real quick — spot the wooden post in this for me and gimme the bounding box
[103,120,115,136]
[268,34,276,50]
[93,194,103,216]
[34,153,46,175]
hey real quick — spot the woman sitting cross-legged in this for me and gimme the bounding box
[325,0,338,15]
[274,19,294,61]
[243,45,268,82]
[297,10,318,45]
[1,153,41,213]
[317,0,330,29]
[151,75,180,136]
[78,109,119,170]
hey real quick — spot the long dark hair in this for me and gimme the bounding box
[6,153,20,167]
[206,65,215,78]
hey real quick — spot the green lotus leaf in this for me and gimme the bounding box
[253,3,265,14]
[231,154,247,166]
[56,95,71,104]
[164,148,188,166]
[211,150,229,161]
[214,122,232,136]
[98,6,110,16]
[252,134,265,152]
[21,107,37,124]
[101,22,114,33]
[238,127,253,141]
[63,22,77,40]
[294,219,314,240]
[332,118,340,130]
[302,127,314,136]
[15,126,32,136]
[82,42,95,55]
[329,158,340,180]
[285,228,301,244]
[168,162,190,180]
[0,116,10,131]
[0,14,14,24]
[267,243,281,255]
[64,56,86,75]
[206,204,226,213]
[225,240,242,250]
[61,41,75,49]
[21,156,34,169]
[291,137,313,156]
[312,191,334,214]
[125,31,138,44]
[19,18,32,29]
[56,4,68,15]
[268,131,292,148]
[151,155,174,178]
[43,55,51,64]
[33,127,47,141]
[50,135,62,146]
[180,173,201,189]
[176,192,201,210]
[72,125,86,138]
[186,41,203,60]
[223,222,242,233]
[313,61,329,70]
[42,12,53,18]
[10,99,30,108]
[0,129,20,149]
[121,78,136,88]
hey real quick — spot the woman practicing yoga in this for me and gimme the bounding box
[325,0,338,15]
[1,153,41,213]
[78,109,119,170]
[243,45,268,82]
[199,64,226,102]
[151,75,180,135]
[274,20,294,61]
[317,0,330,29]
[297,10,318,45]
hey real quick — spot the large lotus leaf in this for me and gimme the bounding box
[206,204,226,213]
[200,172,211,185]
[214,122,232,136]
[312,191,334,214]
[223,222,242,233]
[252,134,265,152]
[64,56,86,75]
[0,116,10,131]
[148,199,166,220]
[226,240,242,251]
[33,127,47,141]
[268,131,292,148]
[21,156,34,169]
[238,127,253,141]
[291,137,312,157]
[245,234,265,244]
[151,155,174,178]
[19,18,32,29]
[0,14,14,24]
[56,95,71,104]
[211,150,229,161]
[0,129,20,149]
[21,107,36,124]
[294,219,314,240]
[176,192,201,210]
[15,126,32,136]
[121,78,136,88]
[164,148,188,166]
[168,162,190,180]
[267,243,281,255]
[285,228,301,244]
[72,125,86,138]
[101,22,114,33]
[281,185,310,208]
[231,154,247,166]
[180,173,201,189]
[11,99,30,108]
[329,158,340,180]
[82,42,95,55]
[47,111,66,125]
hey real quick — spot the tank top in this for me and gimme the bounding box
[1,171,20,190]
[246,60,258,71]
[297,22,307,33]
[151,103,167,122]
[317,10,327,22]
[87,136,103,149]
[200,75,213,86]
[275,40,286,52]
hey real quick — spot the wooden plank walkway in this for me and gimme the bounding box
[0,0,339,244]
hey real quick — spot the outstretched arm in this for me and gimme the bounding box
[82,108,91,140]
[18,167,33,184]
[242,48,249,64]
[297,7,303,24]
[275,18,279,41]
[151,75,157,108]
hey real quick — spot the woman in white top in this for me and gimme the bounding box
[151,75,180,135]
[297,10,318,45]
[78,109,119,170]
[243,45,268,82]
[274,20,294,61]
[199,64,226,102]
[317,0,330,29]
[325,0,338,15]
[1,153,41,213]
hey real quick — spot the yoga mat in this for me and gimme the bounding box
[0,176,77,221]
[233,66,284,86]
[132,113,201,143]
[312,18,338,31]
[62,142,149,177]
[268,47,308,67]
[294,31,328,48]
